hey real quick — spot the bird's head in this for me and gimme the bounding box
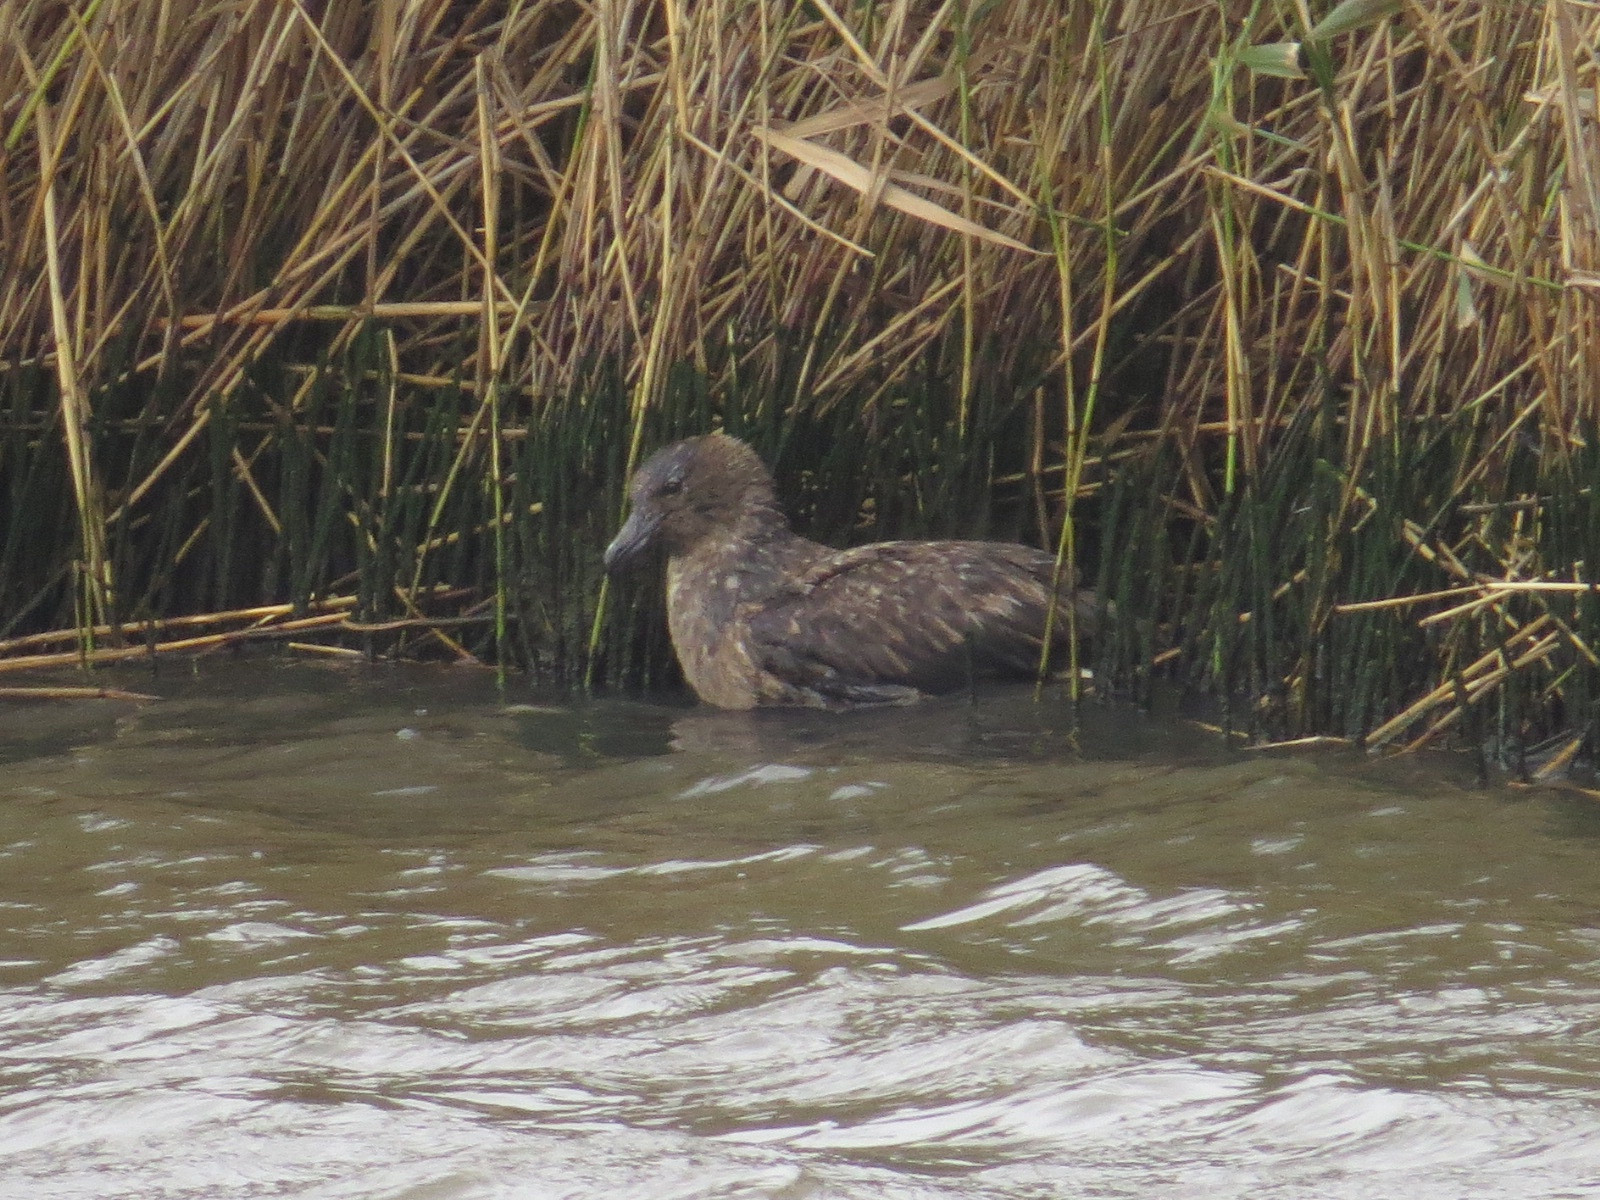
[603,434,782,572]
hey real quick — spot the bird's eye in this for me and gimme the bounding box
[657,473,684,497]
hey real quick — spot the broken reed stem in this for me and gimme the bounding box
[1398,630,1565,751]
[0,605,498,675]
[0,685,159,701]
[1367,613,1557,747]
[1332,579,1600,618]
[0,597,359,656]
[0,613,352,673]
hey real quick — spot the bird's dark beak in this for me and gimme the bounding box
[603,507,660,573]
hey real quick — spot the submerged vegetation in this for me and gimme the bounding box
[1,0,1596,764]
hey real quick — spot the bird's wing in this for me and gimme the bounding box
[746,541,1090,703]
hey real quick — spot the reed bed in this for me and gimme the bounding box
[0,0,1595,765]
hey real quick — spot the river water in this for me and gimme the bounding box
[2,662,1598,1199]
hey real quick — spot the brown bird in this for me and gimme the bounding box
[603,434,1097,710]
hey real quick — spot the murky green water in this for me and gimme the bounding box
[2,662,1598,1199]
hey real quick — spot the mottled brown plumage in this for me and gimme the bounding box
[603,434,1097,710]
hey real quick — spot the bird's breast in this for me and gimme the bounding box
[665,553,765,709]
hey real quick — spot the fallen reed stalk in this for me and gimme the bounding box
[0,685,159,702]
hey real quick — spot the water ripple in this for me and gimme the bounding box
[3,675,1600,1198]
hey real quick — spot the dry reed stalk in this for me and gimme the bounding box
[0,596,360,657]
[1366,610,1567,748]
[0,612,353,673]
[32,98,113,634]
[286,643,367,660]
[0,685,158,701]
